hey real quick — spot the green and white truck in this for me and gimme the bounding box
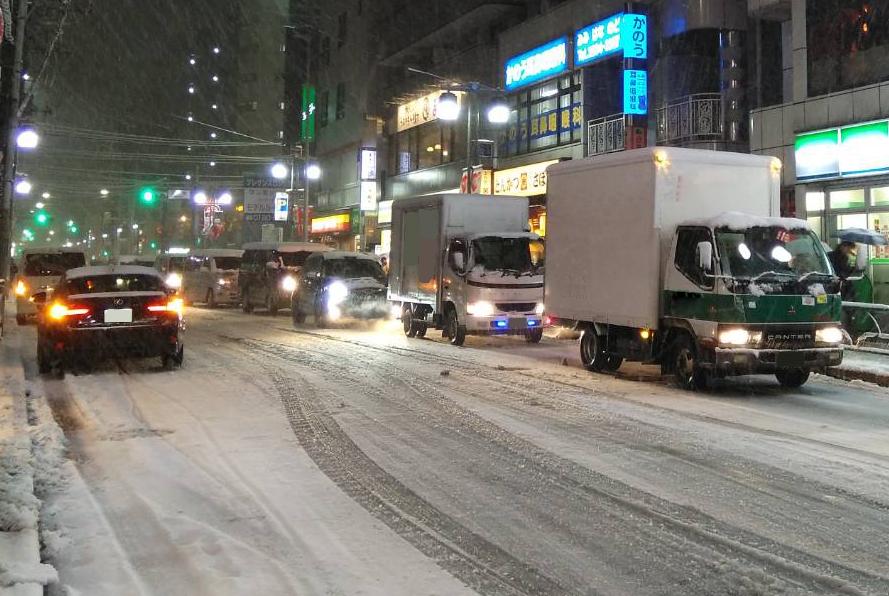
[545,147,844,389]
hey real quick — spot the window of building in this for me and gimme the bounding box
[388,121,458,175]
[807,0,889,96]
[318,90,329,128]
[320,36,330,66]
[829,188,865,209]
[335,83,346,120]
[499,73,582,157]
[337,12,347,48]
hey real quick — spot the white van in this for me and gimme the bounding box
[181,249,243,307]
[14,247,88,324]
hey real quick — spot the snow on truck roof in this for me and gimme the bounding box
[547,146,778,176]
[315,251,380,261]
[242,242,333,253]
[65,265,163,279]
[688,211,810,231]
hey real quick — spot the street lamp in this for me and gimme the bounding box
[193,191,208,205]
[437,92,460,121]
[14,180,31,195]
[41,192,50,199]
[305,164,322,180]
[16,128,39,150]
[270,162,289,180]
[486,98,510,124]
[34,201,44,209]
[100,188,109,196]
[217,192,233,205]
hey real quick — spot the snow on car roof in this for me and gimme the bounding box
[687,211,810,231]
[190,248,244,257]
[21,246,88,255]
[466,232,540,240]
[65,265,163,279]
[242,242,333,253]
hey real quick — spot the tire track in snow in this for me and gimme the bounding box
[247,337,889,595]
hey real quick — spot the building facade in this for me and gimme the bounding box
[749,0,889,302]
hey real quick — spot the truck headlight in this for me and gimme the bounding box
[217,278,230,286]
[165,272,182,289]
[327,281,348,305]
[466,301,495,316]
[816,326,844,344]
[718,328,761,346]
[14,280,27,296]
[535,302,545,315]
[281,275,297,292]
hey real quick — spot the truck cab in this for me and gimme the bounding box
[662,217,843,388]
[443,232,546,343]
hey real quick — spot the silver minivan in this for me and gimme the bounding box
[181,249,243,307]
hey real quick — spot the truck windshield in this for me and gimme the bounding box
[213,257,241,271]
[24,253,86,276]
[323,258,386,283]
[470,236,544,276]
[715,227,832,286]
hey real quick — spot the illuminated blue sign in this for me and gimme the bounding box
[505,37,568,91]
[575,13,648,67]
[623,70,648,115]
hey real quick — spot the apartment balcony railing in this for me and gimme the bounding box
[587,113,625,157]
[655,93,723,144]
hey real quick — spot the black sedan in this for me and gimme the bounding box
[33,265,185,376]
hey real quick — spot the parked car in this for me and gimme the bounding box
[116,255,156,268]
[14,247,87,325]
[181,249,243,307]
[32,265,185,377]
[292,251,389,326]
[239,242,332,314]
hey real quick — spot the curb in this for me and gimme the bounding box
[0,321,54,596]
[824,366,889,388]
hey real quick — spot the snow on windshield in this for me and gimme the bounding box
[470,237,544,275]
[716,227,831,283]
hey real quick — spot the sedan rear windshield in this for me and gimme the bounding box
[278,251,312,267]
[24,253,86,276]
[66,274,164,294]
[213,256,241,270]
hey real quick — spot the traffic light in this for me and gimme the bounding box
[69,225,79,234]
[139,186,157,205]
[149,240,158,250]
[34,211,49,226]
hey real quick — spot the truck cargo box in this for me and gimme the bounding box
[545,147,781,330]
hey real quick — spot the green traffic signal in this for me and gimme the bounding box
[35,211,49,226]
[139,186,157,204]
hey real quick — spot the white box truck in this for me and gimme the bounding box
[545,147,844,389]
[389,194,545,346]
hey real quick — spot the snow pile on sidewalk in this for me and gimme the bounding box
[0,363,65,593]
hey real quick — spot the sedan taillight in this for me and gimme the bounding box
[146,297,184,317]
[48,302,90,320]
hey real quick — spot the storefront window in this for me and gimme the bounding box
[500,73,582,157]
[805,191,825,212]
[829,188,865,209]
[388,121,457,175]
[872,186,889,206]
[869,212,889,258]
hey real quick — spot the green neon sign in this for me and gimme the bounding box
[300,84,316,142]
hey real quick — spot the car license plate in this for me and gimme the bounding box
[776,352,806,367]
[509,317,527,329]
[104,308,133,323]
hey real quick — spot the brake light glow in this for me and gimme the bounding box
[147,298,184,316]
[48,302,90,320]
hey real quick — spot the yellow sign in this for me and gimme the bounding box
[311,213,350,234]
[493,160,559,197]
[396,91,463,132]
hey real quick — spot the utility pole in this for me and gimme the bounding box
[0,0,29,335]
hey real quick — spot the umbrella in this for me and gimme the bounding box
[831,228,888,246]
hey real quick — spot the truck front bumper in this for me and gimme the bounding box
[463,313,544,335]
[709,347,843,374]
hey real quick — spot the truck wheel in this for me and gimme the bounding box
[402,306,417,338]
[525,328,543,343]
[241,291,254,313]
[446,309,466,346]
[206,289,217,309]
[580,329,607,371]
[603,356,623,372]
[673,336,710,391]
[16,314,27,326]
[37,346,50,375]
[775,369,809,388]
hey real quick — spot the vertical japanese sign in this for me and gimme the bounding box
[301,84,316,142]
[623,70,648,115]
[359,147,377,212]
[621,11,648,149]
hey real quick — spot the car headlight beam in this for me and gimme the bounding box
[718,328,761,346]
[281,275,297,293]
[327,281,348,305]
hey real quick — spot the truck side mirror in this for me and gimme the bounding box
[696,241,714,272]
[30,291,48,305]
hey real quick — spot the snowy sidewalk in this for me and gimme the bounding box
[0,326,57,596]
[827,347,889,388]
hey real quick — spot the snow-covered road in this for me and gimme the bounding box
[16,308,889,595]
